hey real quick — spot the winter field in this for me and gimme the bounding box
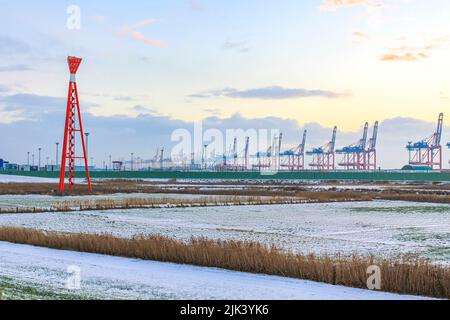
[0,196,449,263]
[0,241,428,300]
[0,175,448,300]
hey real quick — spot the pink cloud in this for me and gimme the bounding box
[380,52,428,62]
[380,36,449,62]
[352,31,369,44]
[118,19,166,48]
[131,31,166,48]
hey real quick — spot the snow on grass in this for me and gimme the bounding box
[0,193,247,210]
[0,200,449,262]
[0,241,429,300]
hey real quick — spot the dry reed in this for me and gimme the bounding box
[0,226,448,299]
[0,196,310,215]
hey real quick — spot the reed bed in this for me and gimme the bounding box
[0,181,449,204]
[378,193,450,204]
[0,226,448,299]
[0,195,312,215]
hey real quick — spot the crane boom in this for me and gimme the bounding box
[361,122,369,149]
[300,130,307,154]
[434,113,444,146]
[369,121,379,150]
[330,126,337,153]
[244,136,249,168]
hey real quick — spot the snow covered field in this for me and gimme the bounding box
[0,193,247,210]
[0,242,428,300]
[0,200,449,262]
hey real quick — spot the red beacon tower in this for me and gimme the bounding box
[59,56,92,193]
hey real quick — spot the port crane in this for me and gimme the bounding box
[365,121,379,170]
[307,126,337,171]
[218,137,250,171]
[337,122,369,170]
[254,134,279,171]
[406,113,443,170]
[280,130,307,171]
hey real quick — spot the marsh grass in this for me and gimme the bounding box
[0,196,311,214]
[0,227,448,299]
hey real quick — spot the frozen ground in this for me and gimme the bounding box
[0,200,449,262]
[0,242,428,300]
[0,193,248,210]
[0,174,58,183]
[139,183,387,191]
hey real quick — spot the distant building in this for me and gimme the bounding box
[44,165,60,172]
[113,161,124,171]
[5,163,18,171]
[401,165,432,171]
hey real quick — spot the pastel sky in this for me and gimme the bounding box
[1,0,450,168]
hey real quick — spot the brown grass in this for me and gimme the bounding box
[378,193,450,204]
[0,196,312,215]
[0,180,449,204]
[0,226,448,299]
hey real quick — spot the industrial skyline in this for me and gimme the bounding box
[0,0,450,168]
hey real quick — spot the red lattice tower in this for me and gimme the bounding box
[59,56,92,193]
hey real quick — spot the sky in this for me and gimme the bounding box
[0,0,450,168]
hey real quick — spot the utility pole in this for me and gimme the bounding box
[85,132,90,158]
[131,153,134,171]
[191,152,195,170]
[32,154,35,166]
[160,148,164,170]
[27,152,30,166]
[109,155,112,171]
[202,144,208,170]
[56,142,59,167]
[38,147,42,169]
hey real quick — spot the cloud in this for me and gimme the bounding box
[352,32,369,44]
[0,84,9,92]
[380,52,428,62]
[380,35,449,62]
[114,95,136,102]
[118,19,165,48]
[133,105,159,115]
[190,86,349,100]
[0,94,65,116]
[222,40,250,53]
[118,19,158,35]
[0,102,448,170]
[0,35,30,56]
[320,0,384,11]
[0,64,32,72]
[91,15,108,24]
[130,31,166,48]
[186,0,206,11]
[202,108,222,116]
[0,93,97,120]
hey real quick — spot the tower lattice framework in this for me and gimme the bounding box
[59,56,92,193]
